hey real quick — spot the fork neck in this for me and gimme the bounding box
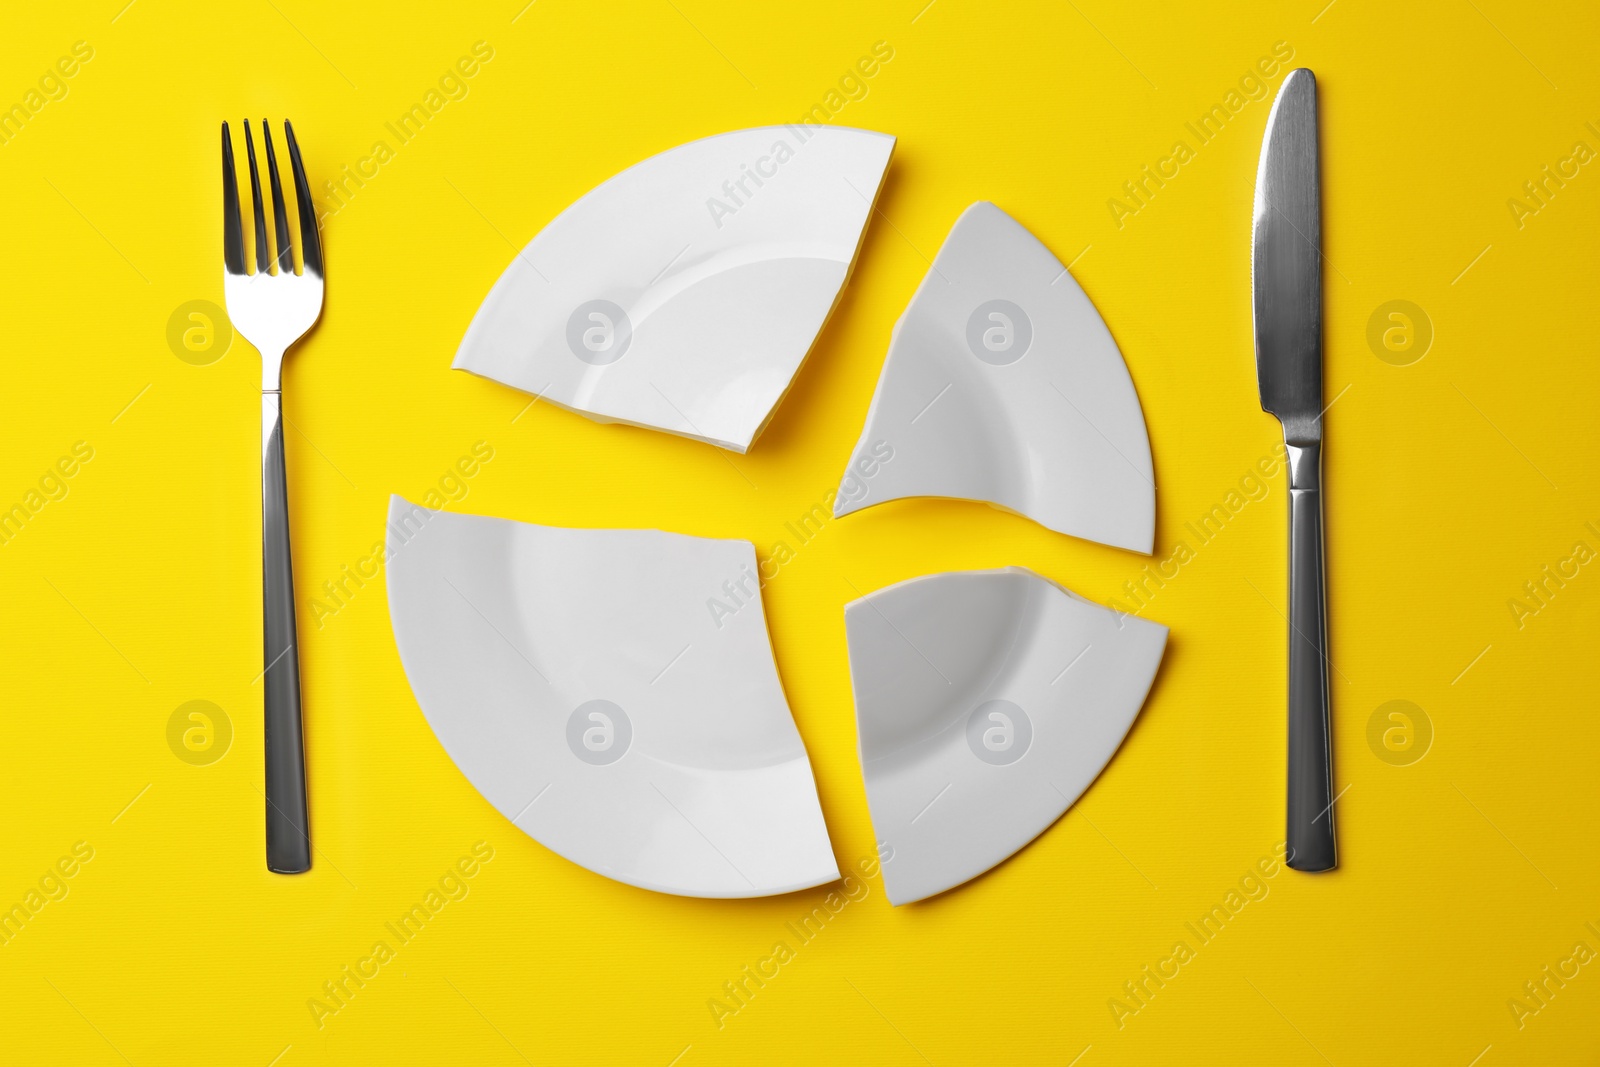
[262,391,282,463]
[262,352,287,393]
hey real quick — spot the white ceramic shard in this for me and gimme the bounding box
[834,202,1155,552]
[453,125,896,453]
[843,567,1167,905]
[384,495,838,898]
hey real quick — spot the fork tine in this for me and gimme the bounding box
[261,121,294,275]
[244,120,269,274]
[283,121,323,277]
[222,122,245,275]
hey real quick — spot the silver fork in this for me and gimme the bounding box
[222,119,324,874]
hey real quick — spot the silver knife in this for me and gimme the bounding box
[1252,69,1335,872]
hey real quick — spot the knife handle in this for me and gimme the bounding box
[1286,440,1336,872]
[263,391,311,874]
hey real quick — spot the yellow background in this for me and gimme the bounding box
[1,0,1596,1063]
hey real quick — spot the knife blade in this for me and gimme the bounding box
[1252,68,1336,872]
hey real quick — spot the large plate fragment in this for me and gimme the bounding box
[844,567,1166,905]
[385,496,838,897]
[454,126,896,453]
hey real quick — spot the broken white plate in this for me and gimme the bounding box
[453,125,896,453]
[843,567,1166,905]
[834,202,1155,552]
[384,495,838,898]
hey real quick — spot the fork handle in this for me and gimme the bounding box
[1286,440,1335,872]
[263,391,311,874]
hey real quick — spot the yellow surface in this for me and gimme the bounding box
[1,1,1596,1063]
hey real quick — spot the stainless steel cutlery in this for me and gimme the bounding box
[221,120,324,874]
[1252,70,1335,872]
[201,82,1335,882]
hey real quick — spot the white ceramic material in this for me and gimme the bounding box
[383,495,839,898]
[834,202,1156,552]
[453,126,896,453]
[843,567,1167,905]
